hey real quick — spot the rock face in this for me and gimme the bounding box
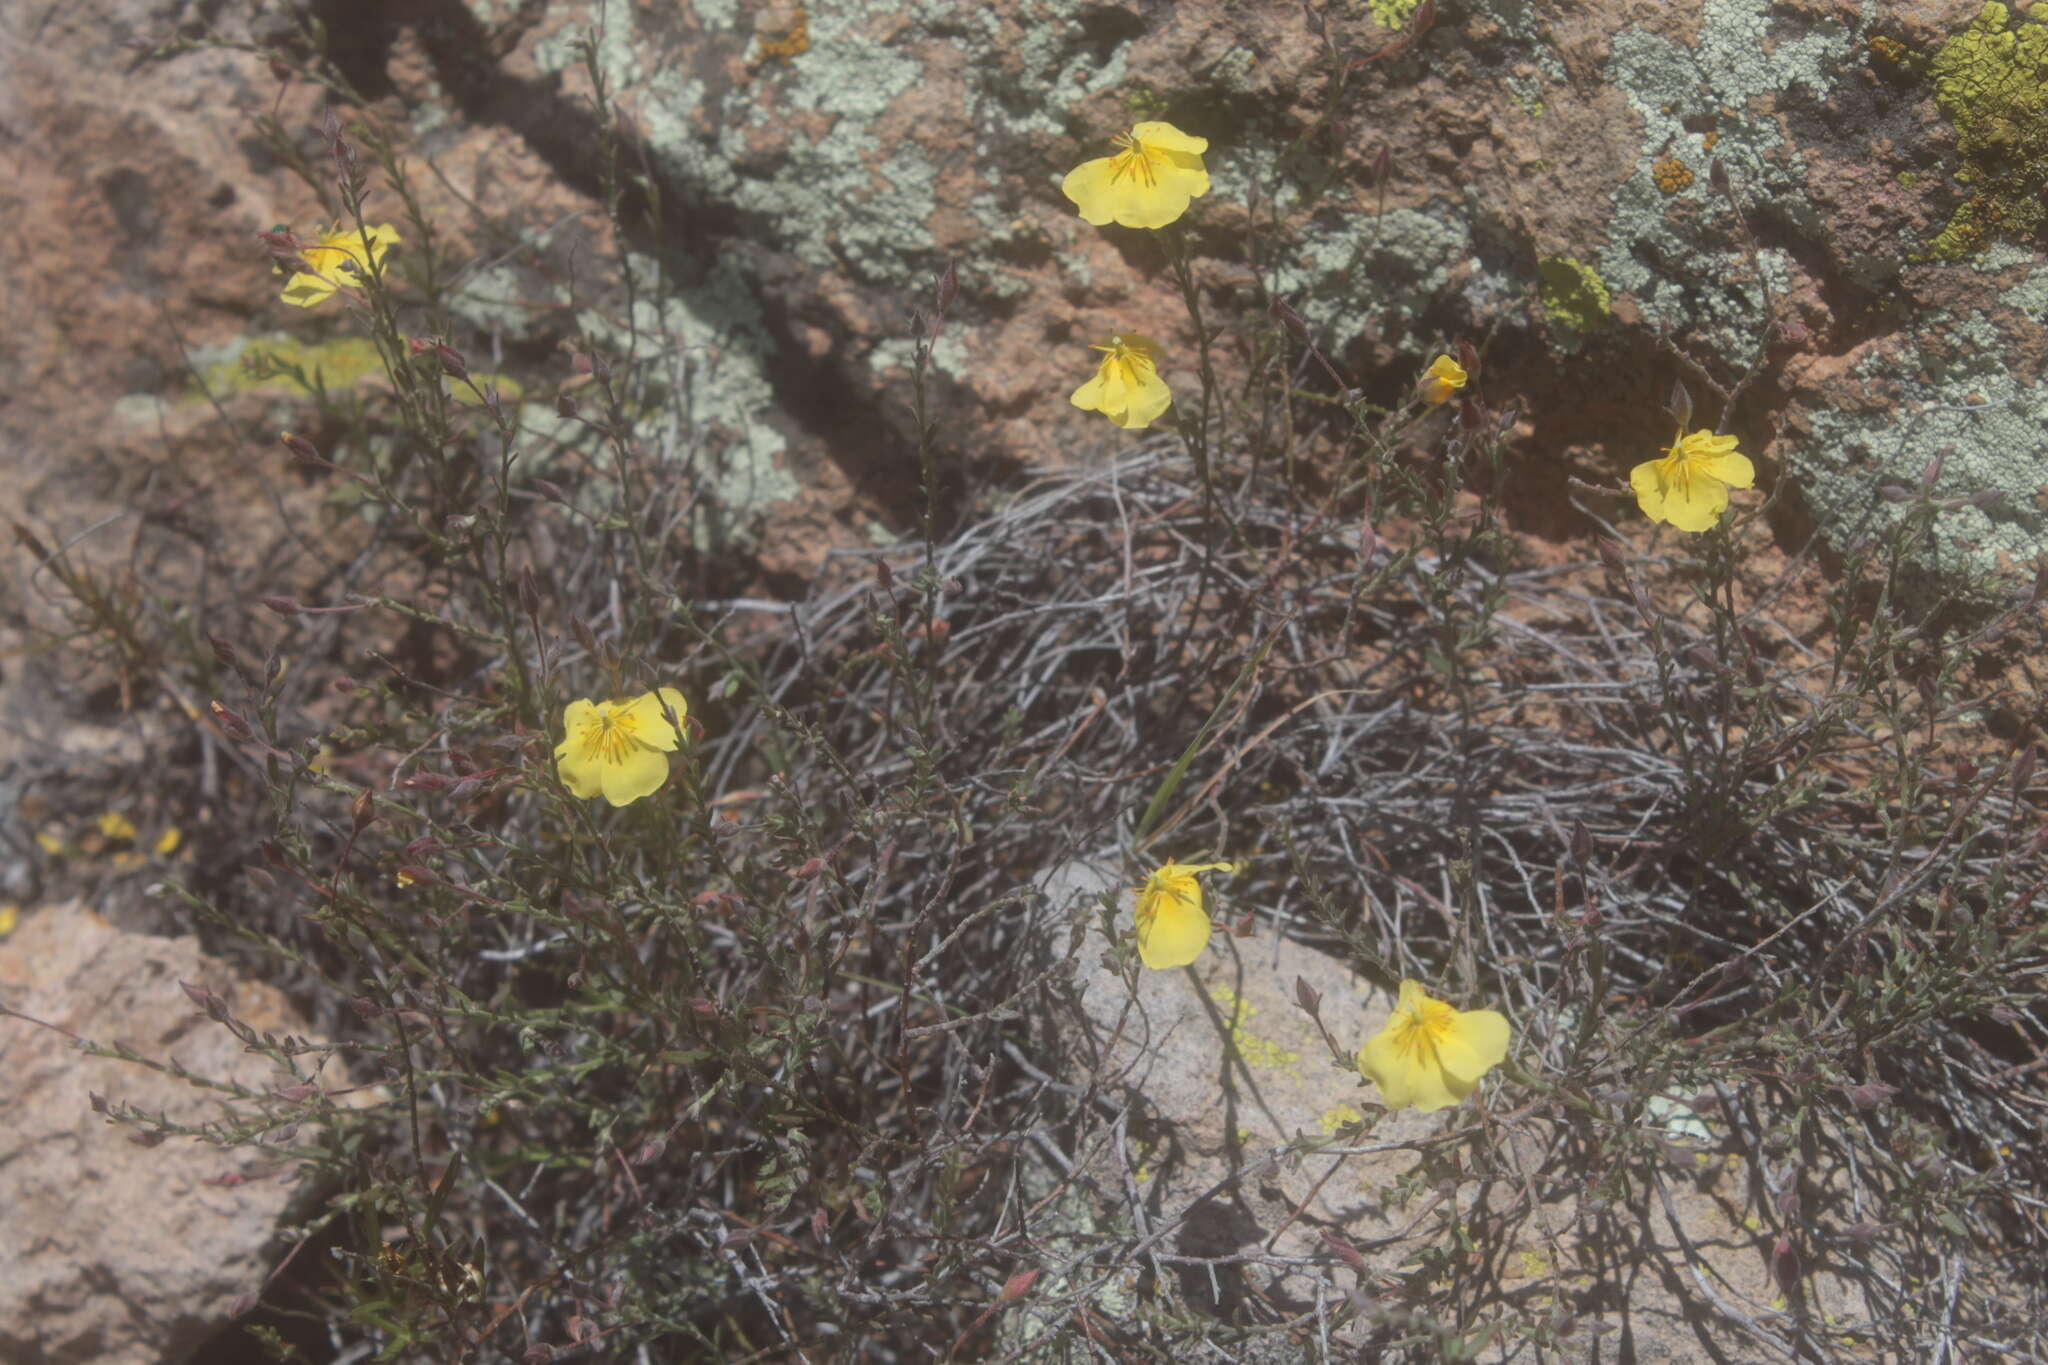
[4,1,2041,584]
[0,906,334,1365]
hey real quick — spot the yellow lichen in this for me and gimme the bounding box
[1925,3,2048,257]
[1211,986,1302,1075]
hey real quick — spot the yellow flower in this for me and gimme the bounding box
[1418,354,1467,406]
[0,905,18,937]
[1132,858,1232,970]
[1061,121,1210,229]
[554,687,689,807]
[1630,428,1755,533]
[280,223,401,308]
[96,812,138,842]
[1357,979,1510,1113]
[1071,334,1173,430]
[154,827,183,857]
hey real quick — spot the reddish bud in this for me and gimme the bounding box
[350,789,376,834]
[1456,338,1479,377]
[1321,1228,1367,1270]
[1372,144,1392,185]
[262,595,303,615]
[518,565,541,620]
[1294,976,1322,1016]
[1666,378,1693,431]
[1001,1268,1042,1301]
[876,558,894,590]
[280,431,322,464]
[532,478,568,504]
[434,341,468,380]
[1921,452,1945,490]
[209,700,253,741]
[934,260,958,318]
[1570,820,1593,863]
[2013,745,2036,795]
[1596,539,1626,575]
[1770,1237,1800,1295]
[555,392,578,419]
[397,864,437,887]
[1878,484,1914,504]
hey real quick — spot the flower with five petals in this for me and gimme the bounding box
[554,687,689,807]
[1071,334,1173,430]
[1418,354,1467,406]
[1630,428,1755,533]
[1357,979,1510,1113]
[1061,121,1210,230]
[279,222,401,308]
[1132,858,1233,969]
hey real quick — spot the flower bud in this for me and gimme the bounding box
[1921,452,1945,490]
[262,595,303,615]
[209,700,253,741]
[1878,484,1913,504]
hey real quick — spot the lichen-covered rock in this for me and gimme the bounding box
[0,905,347,1365]
[9,0,2043,589]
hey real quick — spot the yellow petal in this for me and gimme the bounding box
[1061,157,1125,227]
[623,688,686,750]
[1071,373,1109,411]
[1131,121,1208,155]
[1358,1028,1459,1112]
[1696,449,1754,489]
[1115,368,1173,428]
[280,272,337,308]
[1436,1008,1511,1089]
[1661,473,1728,532]
[1136,891,1210,968]
[555,699,603,798]
[1060,156,1205,230]
[598,747,671,807]
[1629,458,1669,524]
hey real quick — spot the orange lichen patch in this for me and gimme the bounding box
[1652,156,1695,195]
[752,7,809,66]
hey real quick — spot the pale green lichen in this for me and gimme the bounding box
[1537,257,1610,335]
[1263,207,1478,353]
[1924,2,2048,259]
[1600,0,1853,366]
[1794,314,2046,593]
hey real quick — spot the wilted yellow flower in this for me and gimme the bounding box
[1132,858,1233,970]
[154,827,183,857]
[1061,121,1210,229]
[555,687,689,807]
[1357,979,1510,1113]
[97,812,138,842]
[1071,334,1172,430]
[1418,354,1467,406]
[1630,428,1754,533]
[280,223,401,308]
